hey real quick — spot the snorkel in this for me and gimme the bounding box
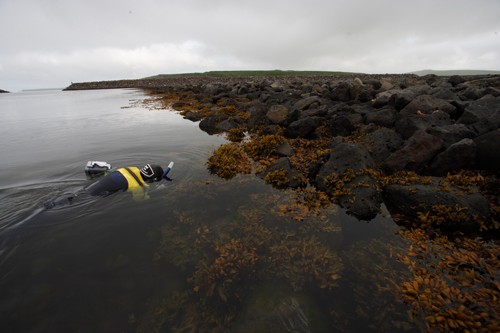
[162,161,174,181]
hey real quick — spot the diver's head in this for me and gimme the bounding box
[140,164,164,182]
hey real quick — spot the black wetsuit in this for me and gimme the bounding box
[86,167,146,196]
[44,167,147,209]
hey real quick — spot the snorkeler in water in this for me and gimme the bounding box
[44,161,174,209]
[86,163,167,196]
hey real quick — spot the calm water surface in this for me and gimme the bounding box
[0,89,414,332]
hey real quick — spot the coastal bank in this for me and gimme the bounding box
[66,74,500,230]
[66,73,500,332]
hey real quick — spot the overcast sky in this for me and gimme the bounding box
[1,0,499,91]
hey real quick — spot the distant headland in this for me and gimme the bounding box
[64,69,500,91]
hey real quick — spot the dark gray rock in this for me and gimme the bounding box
[372,89,400,108]
[299,105,329,119]
[247,104,267,129]
[216,118,240,132]
[237,85,249,95]
[391,89,417,110]
[357,86,375,102]
[275,140,295,157]
[483,87,500,97]
[400,95,456,116]
[293,96,322,111]
[204,83,223,95]
[474,129,500,170]
[364,79,382,90]
[427,138,476,175]
[426,124,476,148]
[458,95,500,136]
[259,157,305,189]
[448,75,466,87]
[315,143,381,220]
[199,113,228,134]
[0,89,9,93]
[395,111,452,139]
[328,115,355,137]
[365,106,397,127]
[270,81,286,92]
[329,81,353,102]
[384,130,444,172]
[339,105,366,124]
[266,105,290,125]
[383,184,490,230]
[285,116,323,138]
[379,78,396,91]
[431,88,460,102]
[183,111,203,122]
[459,86,482,100]
[363,128,404,166]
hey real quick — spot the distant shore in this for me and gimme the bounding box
[0,89,9,93]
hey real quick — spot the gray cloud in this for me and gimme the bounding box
[1,0,499,91]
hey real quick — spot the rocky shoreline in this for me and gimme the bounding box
[67,74,499,233]
[66,74,500,331]
[0,89,9,93]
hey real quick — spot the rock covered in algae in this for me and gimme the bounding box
[383,183,491,230]
[315,142,382,220]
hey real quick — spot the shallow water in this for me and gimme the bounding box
[0,89,415,332]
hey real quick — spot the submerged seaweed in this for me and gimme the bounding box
[138,178,345,332]
[397,229,499,332]
[133,89,500,333]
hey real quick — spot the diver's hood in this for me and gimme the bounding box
[140,164,164,182]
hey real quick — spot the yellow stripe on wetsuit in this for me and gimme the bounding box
[117,167,149,200]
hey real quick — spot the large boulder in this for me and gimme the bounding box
[400,95,456,116]
[199,113,228,134]
[285,117,323,138]
[315,143,382,220]
[328,115,355,137]
[384,130,444,172]
[395,110,452,139]
[427,138,476,175]
[299,105,329,119]
[266,105,290,125]
[426,124,476,148]
[259,157,305,189]
[362,128,404,166]
[448,75,466,87]
[473,129,500,170]
[372,89,400,108]
[458,95,500,136]
[293,96,323,111]
[247,104,267,129]
[391,89,417,110]
[330,81,357,102]
[390,85,431,110]
[383,184,491,230]
[365,106,397,127]
[431,88,460,102]
[216,118,240,132]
